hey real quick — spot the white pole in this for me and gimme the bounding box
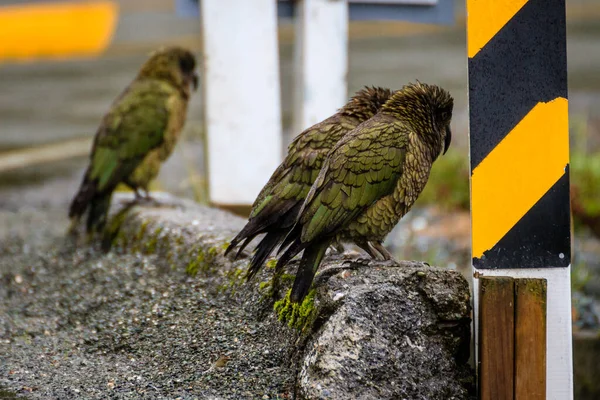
[472,268,574,399]
[292,0,349,134]
[200,0,283,206]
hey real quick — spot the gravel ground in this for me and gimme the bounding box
[0,183,296,399]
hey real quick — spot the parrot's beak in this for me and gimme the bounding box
[191,72,199,91]
[443,125,452,155]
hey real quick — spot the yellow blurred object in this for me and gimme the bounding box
[0,0,118,62]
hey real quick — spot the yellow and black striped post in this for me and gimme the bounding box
[467,0,572,398]
[468,0,570,268]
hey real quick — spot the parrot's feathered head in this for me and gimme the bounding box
[340,86,394,120]
[138,46,199,98]
[382,81,454,157]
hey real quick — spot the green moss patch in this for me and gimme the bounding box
[273,289,317,331]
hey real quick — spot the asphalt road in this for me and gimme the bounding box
[1,11,600,195]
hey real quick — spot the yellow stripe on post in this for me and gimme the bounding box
[471,97,569,258]
[467,0,528,58]
[0,1,118,62]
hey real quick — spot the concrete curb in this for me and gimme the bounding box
[108,193,245,277]
[107,192,475,399]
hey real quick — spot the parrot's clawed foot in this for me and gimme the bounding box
[375,259,400,268]
[133,189,143,200]
[331,242,345,254]
[128,189,151,205]
[314,258,373,286]
[372,242,394,261]
[142,189,154,201]
[131,191,164,208]
[343,257,372,266]
[142,197,160,206]
[341,256,399,268]
[340,250,363,261]
[314,250,378,286]
[66,218,80,238]
[135,190,155,203]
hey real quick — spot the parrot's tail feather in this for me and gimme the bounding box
[234,236,254,259]
[86,194,112,234]
[225,220,269,257]
[226,200,302,257]
[275,238,305,273]
[224,231,254,257]
[224,232,245,256]
[290,241,329,303]
[246,231,284,280]
[68,170,96,220]
[278,224,301,255]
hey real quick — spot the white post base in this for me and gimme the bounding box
[473,267,574,400]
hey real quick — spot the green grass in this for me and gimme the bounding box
[571,151,600,215]
[418,148,470,211]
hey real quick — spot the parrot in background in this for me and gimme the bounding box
[276,82,454,303]
[224,87,393,280]
[68,46,198,235]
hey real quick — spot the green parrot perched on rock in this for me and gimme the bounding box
[224,87,393,278]
[276,82,454,302]
[69,46,198,234]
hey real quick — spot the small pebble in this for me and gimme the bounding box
[332,292,345,302]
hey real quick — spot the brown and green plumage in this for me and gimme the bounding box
[224,87,393,279]
[68,46,198,234]
[277,82,454,302]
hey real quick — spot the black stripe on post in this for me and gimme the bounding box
[468,0,568,170]
[473,170,571,269]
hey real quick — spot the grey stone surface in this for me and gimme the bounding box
[297,261,473,400]
[1,193,474,399]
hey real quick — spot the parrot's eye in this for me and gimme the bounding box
[439,110,451,121]
[179,54,196,73]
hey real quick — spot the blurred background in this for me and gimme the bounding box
[0,0,598,396]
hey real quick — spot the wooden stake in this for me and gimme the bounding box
[515,278,547,400]
[479,276,515,400]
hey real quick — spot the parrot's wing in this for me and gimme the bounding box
[299,119,407,242]
[250,119,350,218]
[227,118,354,261]
[89,80,173,192]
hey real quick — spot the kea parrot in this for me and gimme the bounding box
[69,46,198,234]
[224,87,393,279]
[277,81,454,302]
